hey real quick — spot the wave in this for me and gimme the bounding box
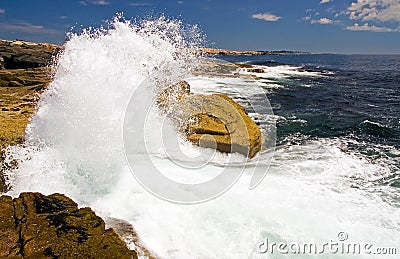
[357,120,399,138]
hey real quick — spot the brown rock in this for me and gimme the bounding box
[247,68,264,73]
[106,217,158,258]
[0,40,61,69]
[7,81,23,87]
[157,80,191,112]
[233,63,254,68]
[0,195,19,258]
[0,192,136,259]
[187,114,229,136]
[0,67,51,192]
[171,93,262,158]
[0,68,51,150]
[0,40,56,193]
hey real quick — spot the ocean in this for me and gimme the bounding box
[220,54,400,191]
[3,18,400,258]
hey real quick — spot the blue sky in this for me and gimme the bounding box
[0,0,399,53]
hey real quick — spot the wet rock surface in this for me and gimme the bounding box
[0,192,136,258]
[178,93,262,158]
[161,81,263,158]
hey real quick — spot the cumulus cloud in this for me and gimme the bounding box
[311,17,338,24]
[320,0,331,4]
[0,22,61,35]
[346,23,398,32]
[80,0,110,5]
[0,8,5,14]
[252,13,282,22]
[312,18,332,24]
[347,0,400,22]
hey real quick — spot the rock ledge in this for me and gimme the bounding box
[0,192,136,258]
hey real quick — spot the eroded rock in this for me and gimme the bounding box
[106,217,158,258]
[164,81,263,158]
[0,192,136,258]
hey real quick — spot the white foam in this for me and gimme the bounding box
[239,65,325,79]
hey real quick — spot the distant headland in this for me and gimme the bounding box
[199,48,310,56]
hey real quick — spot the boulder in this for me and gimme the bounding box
[0,192,136,258]
[166,84,262,158]
[247,68,264,73]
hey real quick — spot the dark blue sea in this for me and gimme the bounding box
[219,54,400,190]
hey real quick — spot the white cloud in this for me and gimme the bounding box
[252,13,282,22]
[177,1,184,4]
[59,16,68,19]
[320,0,331,4]
[0,8,5,14]
[327,7,336,13]
[128,3,151,6]
[0,22,61,35]
[347,0,400,22]
[346,23,398,32]
[80,0,110,5]
[311,17,337,24]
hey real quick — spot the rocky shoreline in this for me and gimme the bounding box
[0,39,264,257]
[0,40,148,258]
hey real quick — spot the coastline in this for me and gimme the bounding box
[199,47,310,56]
[0,38,266,257]
[0,39,144,257]
[0,39,273,191]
